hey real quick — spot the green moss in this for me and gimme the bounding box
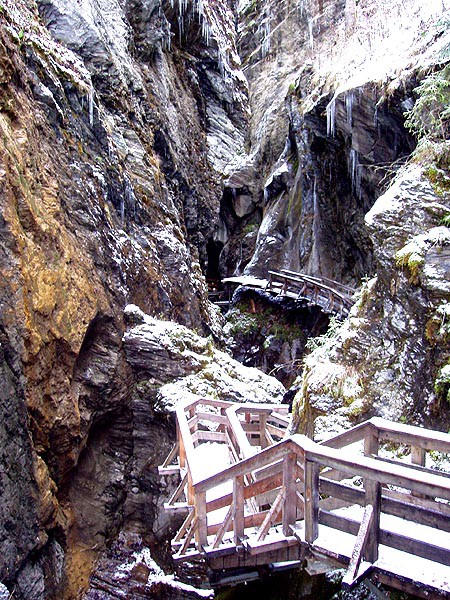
[424,165,450,196]
[434,363,450,403]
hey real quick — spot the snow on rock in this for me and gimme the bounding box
[123,304,285,411]
[86,532,213,599]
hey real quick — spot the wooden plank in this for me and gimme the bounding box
[296,435,450,500]
[320,421,371,449]
[194,436,297,491]
[371,417,450,454]
[164,502,189,513]
[247,534,298,556]
[158,465,181,476]
[320,477,450,532]
[319,509,450,566]
[304,460,320,543]
[266,423,288,439]
[195,410,228,425]
[372,570,450,599]
[192,430,227,444]
[282,452,297,535]
[226,406,255,460]
[342,505,374,588]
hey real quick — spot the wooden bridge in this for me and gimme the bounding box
[219,269,356,316]
[159,398,450,597]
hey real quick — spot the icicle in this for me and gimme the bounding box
[178,14,183,39]
[308,19,314,50]
[345,91,355,127]
[201,17,210,46]
[326,97,336,137]
[263,187,269,204]
[349,148,362,199]
[88,81,94,127]
[261,18,271,58]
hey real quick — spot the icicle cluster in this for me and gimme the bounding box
[326,97,336,137]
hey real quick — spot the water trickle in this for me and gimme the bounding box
[326,97,336,137]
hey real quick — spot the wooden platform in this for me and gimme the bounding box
[159,399,450,597]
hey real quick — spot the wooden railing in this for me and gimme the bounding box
[160,405,450,594]
[266,269,355,316]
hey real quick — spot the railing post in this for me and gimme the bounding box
[233,475,245,545]
[411,445,426,466]
[282,451,297,536]
[196,490,208,549]
[260,413,268,449]
[304,459,319,543]
[363,479,380,563]
[178,422,186,469]
[364,427,379,457]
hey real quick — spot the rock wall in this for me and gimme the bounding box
[217,0,444,284]
[0,0,248,596]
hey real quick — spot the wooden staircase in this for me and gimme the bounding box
[159,398,450,597]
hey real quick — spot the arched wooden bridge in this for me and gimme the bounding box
[159,398,450,597]
[218,269,356,316]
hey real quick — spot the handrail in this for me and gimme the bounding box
[194,434,450,499]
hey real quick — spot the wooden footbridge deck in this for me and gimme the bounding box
[159,398,450,597]
[220,269,356,316]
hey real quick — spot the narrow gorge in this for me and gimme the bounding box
[0,0,449,598]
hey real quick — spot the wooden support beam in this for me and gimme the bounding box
[174,509,195,543]
[282,452,297,536]
[364,480,380,563]
[304,460,319,543]
[342,504,374,589]
[256,486,286,542]
[196,491,207,549]
[212,505,234,549]
[233,475,245,545]
[167,472,188,506]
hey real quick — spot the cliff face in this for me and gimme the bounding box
[0,0,247,595]
[1,0,450,598]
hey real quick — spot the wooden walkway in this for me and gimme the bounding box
[159,398,450,597]
[220,269,356,316]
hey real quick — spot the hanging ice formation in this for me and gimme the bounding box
[308,19,314,49]
[326,97,336,137]
[349,148,362,199]
[88,80,94,127]
[345,91,355,127]
[261,17,271,58]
